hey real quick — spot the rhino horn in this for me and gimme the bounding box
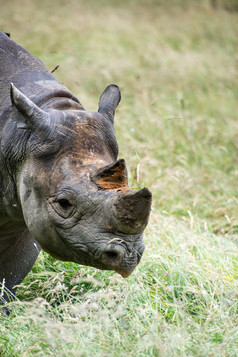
[98,84,121,123]
[10,83,50,131]
[112,187,152,234]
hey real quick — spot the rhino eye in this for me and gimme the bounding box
[50,192,76,218]
[58,198,72,210]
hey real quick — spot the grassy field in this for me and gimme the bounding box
[1,0,238,356]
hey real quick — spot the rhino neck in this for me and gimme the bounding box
[28,77,84,111]
[27,77,85,112]
[9,71,85,113]
[0,32,84,115]
[40,95,85,112]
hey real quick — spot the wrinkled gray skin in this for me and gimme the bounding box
[0,31,152,303]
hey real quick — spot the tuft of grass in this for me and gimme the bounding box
[1,214,238,356]
[0,0,238,356]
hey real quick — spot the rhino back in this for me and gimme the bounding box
[0,31,81,121]
[0,31,47,112]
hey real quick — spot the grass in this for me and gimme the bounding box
[0,0,238,356]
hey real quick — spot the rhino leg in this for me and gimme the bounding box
[0,231,41,304]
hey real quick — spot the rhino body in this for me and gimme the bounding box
[0,31,151,302]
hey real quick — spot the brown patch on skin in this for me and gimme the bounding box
[65,121,115,166]
[92,159,129,191]
[104,225,113,230]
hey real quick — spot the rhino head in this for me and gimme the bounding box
[11,83,152,278]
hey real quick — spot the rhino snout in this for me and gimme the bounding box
[101,244,125,268]
[99,240,145,278]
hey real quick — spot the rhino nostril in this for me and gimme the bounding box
[101,245,126,268]
[103,251,120,265]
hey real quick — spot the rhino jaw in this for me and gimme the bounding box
[101,247,133,278]
[116,270,134,278]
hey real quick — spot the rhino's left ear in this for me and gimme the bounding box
[10,83,49,130]
[98,84,121,124]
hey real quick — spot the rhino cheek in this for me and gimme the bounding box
[18,181,73,261]
[55,222,146,274]
[54,224,103,266]
[24,210,73,261]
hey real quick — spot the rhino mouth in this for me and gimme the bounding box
[52,226,144,277]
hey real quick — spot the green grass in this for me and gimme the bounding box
[1,0,238,356]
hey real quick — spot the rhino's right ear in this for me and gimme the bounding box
[10,83,49,130]
[98,84,121,124]
[91,159,128,190]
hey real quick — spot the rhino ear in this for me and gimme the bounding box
[10,83,49,130]
[91,159,128,190]
[98,84,121,123]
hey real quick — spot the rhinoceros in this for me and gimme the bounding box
[0,31,152,303]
